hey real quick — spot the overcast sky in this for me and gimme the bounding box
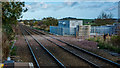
[20,0,119,20]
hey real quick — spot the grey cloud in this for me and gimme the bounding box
[25,2,117,12]
[25,2,50,12]
[52,2,78,11]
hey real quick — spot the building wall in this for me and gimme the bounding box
[58,20,69,28]
[62,28,70,35]
[70,20,83,28]
[50,26,63,35]
[50,26,75,35]
[58,20,83,28]
[50,20,83,35]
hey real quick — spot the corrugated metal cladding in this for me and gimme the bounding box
[58,20,83,28]
[50,26,76,35]
[50,20,83,35]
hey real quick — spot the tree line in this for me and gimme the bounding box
[23,17,58,31]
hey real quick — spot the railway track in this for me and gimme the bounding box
[20,25,65,68]
[20,26,40,68]
[26,27,94,67]
[24,25,120,68]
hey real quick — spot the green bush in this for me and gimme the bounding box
[98,41,120,53]
[10,51,16,56]
[87,38,95,41]
[87,37,120,53]
[95,39,99,42]
[97,42,105,49]
[3,24,15,41]
[10,46,16,56]
[111,35,120,47]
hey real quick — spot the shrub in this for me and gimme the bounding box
[10,46,16,56]
[111,35,120,48]
[87,37,120,53]
[98,41,120,53]
[87,38,95,41]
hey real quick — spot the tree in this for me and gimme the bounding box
[2,2,27,40]
[94,12,115,26]
[33,21,38,26]
[2,2,28,25]
[29,22,33,26]
[42,17,58,26]
[2,1,27,59]
[23,20,29,25]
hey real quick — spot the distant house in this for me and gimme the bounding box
[50,20,83,35]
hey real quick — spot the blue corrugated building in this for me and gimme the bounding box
[50,20,83,35]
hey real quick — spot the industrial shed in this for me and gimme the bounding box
[50,20,83,35]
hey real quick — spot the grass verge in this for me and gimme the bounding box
[9,41,16,56]
[10,46,16,56]
[87,37,120,53]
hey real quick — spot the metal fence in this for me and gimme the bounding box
[90,26,115,35]
[50,26,76,35]
[50,26,63,35]
[50,23,119,36]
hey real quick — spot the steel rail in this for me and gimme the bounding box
[44,36,99,68]
[20,25,40,68]
[23,27,66,68]
[49,36,120,68]
[30,27,120,68]
[27,28,99,68]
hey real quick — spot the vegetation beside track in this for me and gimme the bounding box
[2,2,27,61]
[10,46,16,56]
[87,36,120,53]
